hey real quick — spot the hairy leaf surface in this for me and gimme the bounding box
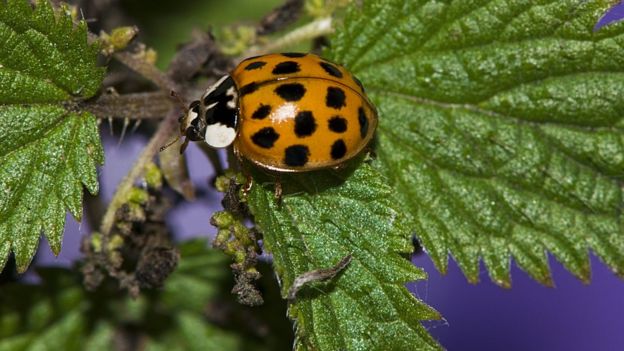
[0,0,104,272]
[329,0,624,286]
[248,164,441,351]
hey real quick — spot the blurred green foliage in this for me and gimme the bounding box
[122,0,282,66]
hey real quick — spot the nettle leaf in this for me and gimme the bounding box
[0,268,93,351]
[145,240,243,351]
[162,239,231,311]
[144,312,242,351]
[0,242,244,350]
[0,0,104,272]
[328,0,624,286]
[248,164,441,351]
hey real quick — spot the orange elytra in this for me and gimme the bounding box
[178,52,378,172]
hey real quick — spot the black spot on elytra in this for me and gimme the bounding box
[294,111,316,137]
[272,61,300,75]
[353,76,365,92]
[320,62,343,78]
[328,116,347,133]
[326,87,346,109]
[281,52,307,58]
[331,139,347,160]
[252,104,271,119]
[284,144,310,167]
[274,83,306,101]
[251,127,280,149]
[239,82,259,96]
[358,107,369,139]
[244,61,267,70]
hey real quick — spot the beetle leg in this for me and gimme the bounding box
[241,172,253,198]
[274,176,283,205]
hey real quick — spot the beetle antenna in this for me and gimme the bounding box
[159,135,181,152]
[165,90,190,153]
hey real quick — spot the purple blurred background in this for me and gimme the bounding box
[595,1,624,30]
[31,1,624,350]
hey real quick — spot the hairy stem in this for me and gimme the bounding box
[84,91,173,120]
[99,110,180,235]
[87,30,177,92]
[113,51,179,92]
[242,16,333,59]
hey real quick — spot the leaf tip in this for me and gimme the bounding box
[0,244,9,273]
[568,266,592,285]
[579,274,592,285]
[576,260,592,285]
[49,238,62,256]
[493,278,512,289]
[15,254,35,274]
[465,274,480,285]
[430,254,449,276]
[12,232,41,274]
[537,270,555,288]
[425,306,444,321]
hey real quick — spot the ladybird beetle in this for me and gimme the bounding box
[179,53,377,172]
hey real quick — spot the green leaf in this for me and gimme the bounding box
[144,239,244,351]
[82,322,115,351]
[162,239,231,311]
[0,243,245,351]
[144,312,242,351]
[248,163,441,351]
[0,0,105,272]
[0,268,92,351]
[166,241,293,350]
[328,0,624,286]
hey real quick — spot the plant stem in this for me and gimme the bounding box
[99,110,180,235]
[114,51,179,92]
[86,30,178,93]
[84,91,173,120]
[241,16,333,59]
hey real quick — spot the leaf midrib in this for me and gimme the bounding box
[0,108,69,159]
[374,87,623,207]
[283,195,434,348]
[378,123,601,268]
[0,112,75,223]
[370,75,624,128]
[272,185,429,347]
[379,111,619,220]
[0,19,78,96]
[347,0,607,72]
